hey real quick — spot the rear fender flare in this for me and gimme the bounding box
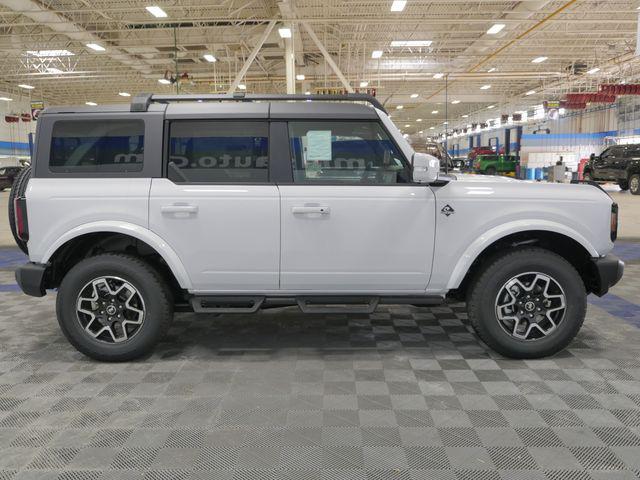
[41,221,192,289]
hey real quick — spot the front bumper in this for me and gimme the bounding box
[15,262,47,297]
[591,254,624,297]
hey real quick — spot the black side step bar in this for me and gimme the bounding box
[188,295,443,314]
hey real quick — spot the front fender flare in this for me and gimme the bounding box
[41,221,192,290]
[446,219,600,290]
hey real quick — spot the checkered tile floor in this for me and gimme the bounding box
[1,247,640,479]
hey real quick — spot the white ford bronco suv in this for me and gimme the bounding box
[10,93,624,361]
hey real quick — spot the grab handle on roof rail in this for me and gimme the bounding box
[130,92,387,114]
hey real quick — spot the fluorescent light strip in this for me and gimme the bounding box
[0,97,12,101]
[532,56,548,63]
[278,28,292,38]
[390,40,432,47]
[158,78,170,84]
[18,84,35,90]
[86,43,105,52]
[146,6,168,17]
[296,74,305,80]
[27,49,73,57]
[85,101,97,106]
[487,24,505,35]
[46,67,63,74]
[203,54,217,62]
[359,81,369,87]
[118,92,131,97]
[390,0,407,11]
[371,50,383,59]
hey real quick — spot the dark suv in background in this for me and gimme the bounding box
[584,144,640,195]
[0,166,23,191]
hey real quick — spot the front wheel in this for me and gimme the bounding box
[467,248,586,359]
[630,174,640,195]
[56,254,173,361]
[618,180,630,191]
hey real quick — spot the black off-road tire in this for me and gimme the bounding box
[630,174,640,195]
[56,253,173,361]
[467,247,586,359]
[618,180,629,191]
[7,166,31,254]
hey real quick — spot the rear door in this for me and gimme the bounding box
[149,113,280,293]
[277,119,436,292]
[597,146,620,180]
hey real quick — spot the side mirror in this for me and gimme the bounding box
[412,152,440,184]
[590,153,596,161]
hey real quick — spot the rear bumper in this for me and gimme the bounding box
[15,263,47,297]
[591,254,624,297]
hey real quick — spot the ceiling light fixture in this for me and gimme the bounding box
[27,50,73,57]
[85,101,97,106]
[296,74,305,80]
[451,100,461,104]
[431,110,439,114]
[488,68,497,73]
[238,84,247,90]
[433,73,444,79]
[525,90,536,96]
[390,0,407,11]
[396,105,403,109]
[390,40,432,47]
[487,24,506,35]
[158,78,170,84]
[18,84,35,90]
[532,56,548,63]
[145,6,168,17]
[0,97,12,101]
[86,43,105,52]
[118,92,131,97]
[410,93,419,98]
[488,105,495,109]
[587,67,601,75]
[462,114,469,118]
[359,81,369,87]
[278,27,292,38]
[203,54,217,62]
[480,85,492,90]
[46,67,63,74]
[416,118,422,122]
[371,50,383,59]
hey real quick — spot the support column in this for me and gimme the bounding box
[227,20,277,94]
[285,23,295,94]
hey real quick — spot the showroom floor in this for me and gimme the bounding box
[1,192,640,479]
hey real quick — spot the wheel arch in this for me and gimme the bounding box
[42,222,192,291]
[447,222,599,297]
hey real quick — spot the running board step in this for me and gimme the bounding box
[190,296,265,313]
[296,296,379,314]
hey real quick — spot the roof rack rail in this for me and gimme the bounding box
[130,92,387,114]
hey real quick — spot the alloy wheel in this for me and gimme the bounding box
[495,272,566,341]
[76,276,145,343]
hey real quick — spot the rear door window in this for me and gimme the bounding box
[50,120,144,173]
[168,121,269,183]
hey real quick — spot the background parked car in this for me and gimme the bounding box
[584,144,640,195]
[467,146,495,162]
[473,154,520,176]
[0,166,23,191]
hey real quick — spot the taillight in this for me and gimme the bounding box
[14,196,29,242]
[611,203,618,242]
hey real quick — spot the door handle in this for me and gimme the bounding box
[161,204,199,214]
[291,205,330,215]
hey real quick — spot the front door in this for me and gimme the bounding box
[149,120,280,292]
[279,120,436,292]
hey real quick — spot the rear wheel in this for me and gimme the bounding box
[467,248,586,359]
[56,253,173,361]
[618,180,629,191]
[630,174,640,195]
[7,166,31,254]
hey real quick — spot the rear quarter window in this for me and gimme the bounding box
[49,120,144,173]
